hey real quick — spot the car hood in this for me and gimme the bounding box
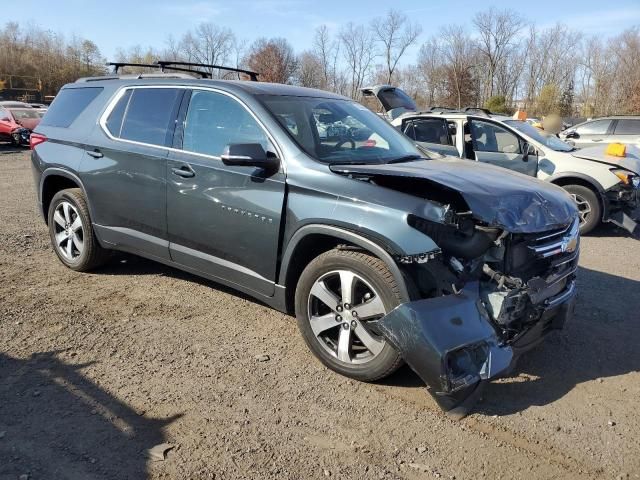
[13,117,40,131]
[571,144,640,175]
[330,158,577,233]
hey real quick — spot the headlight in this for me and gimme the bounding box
[611,168,639,187]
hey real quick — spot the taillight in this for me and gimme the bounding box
[30,132,47,150]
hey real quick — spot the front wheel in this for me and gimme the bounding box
[562,184,601,235]
[295,249,403,382]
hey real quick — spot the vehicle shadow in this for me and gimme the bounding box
[381,265,640,416]
[0,351,181,479]
[0,142,27,154]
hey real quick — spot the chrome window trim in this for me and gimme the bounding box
[97,84,286,172]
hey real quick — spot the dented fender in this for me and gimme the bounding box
[378,282,513,415]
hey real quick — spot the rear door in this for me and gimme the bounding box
[81,86,183,260]
[166,88,286,296]
[469,118,537,176]
[611,119,640,146]
[402,117,460,157]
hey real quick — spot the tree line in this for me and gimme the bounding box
[2,10,639,117]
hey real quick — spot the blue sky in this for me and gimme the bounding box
[17,0,640,63]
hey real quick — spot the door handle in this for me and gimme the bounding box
[86,149,103,158]
[171,165,195,178]
[592,138,603,142]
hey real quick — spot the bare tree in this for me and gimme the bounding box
[439,26,478,108]
[246,37,297,83]
[296,51,324,88]
[179,23,236,77]
[340,22,377,99]
[473,8,525,102]
[371,9,422,84]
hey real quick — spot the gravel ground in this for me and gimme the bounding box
[1,146,639,480]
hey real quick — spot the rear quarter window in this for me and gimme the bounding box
[39,87,103,128]
[614,119,640,135]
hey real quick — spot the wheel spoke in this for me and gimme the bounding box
[353,295,385,320]
[310,280,340,312]
[62,202,72,223]
[65,235,73,258]
[53,210,66,228]
[339,270,356,306]
[72,233,84,254]
[337,327,351,362]
[353,321,385,356]
[55,231,67,246]
[70,217,82,232]
[310,313,338,336]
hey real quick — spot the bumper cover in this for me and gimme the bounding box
[605,186,640,238]
[378,280,576,417]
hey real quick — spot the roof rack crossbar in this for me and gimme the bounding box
[156,61,259,81]
[108,62,159,74]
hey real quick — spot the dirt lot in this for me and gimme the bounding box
[0,146,639,480]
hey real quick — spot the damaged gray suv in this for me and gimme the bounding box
[31,69,579,416]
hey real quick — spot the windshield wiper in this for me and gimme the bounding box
[386,155,423,164]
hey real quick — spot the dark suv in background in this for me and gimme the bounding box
[30,69,579,417]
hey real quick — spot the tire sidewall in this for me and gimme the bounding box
[563,185,601,235]
[295,251,402,381]
[48,190,91,269]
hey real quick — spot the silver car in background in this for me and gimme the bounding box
[561,116,640,149]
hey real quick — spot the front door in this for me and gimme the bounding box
[166,89,286,296]
[80,87,184,260]
[469,119,537,176]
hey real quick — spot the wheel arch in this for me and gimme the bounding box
[40,169,92,224]
[548,173,607,222]
[278,225,410,314]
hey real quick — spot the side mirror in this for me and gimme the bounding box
[565,131,579,139]
[0,117,10,122]
[221,143,279,170]
[522,142,537,162]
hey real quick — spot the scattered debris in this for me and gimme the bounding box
[417,446,427,454]
[255,354,270,362]
[408,463,431,473]
[146,443,175,462]
[608,420,616,427]
[323,469,331,476]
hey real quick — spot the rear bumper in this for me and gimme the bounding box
[378,280,576,417]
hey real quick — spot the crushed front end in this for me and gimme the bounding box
[380,215,579,417]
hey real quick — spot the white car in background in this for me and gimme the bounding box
[362,86,640,236]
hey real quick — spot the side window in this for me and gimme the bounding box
[182,90,271,157]
[471,120,521,154]
[614,119,640,135]
[105,89,132,138]
[118,88,182,146]
[411,119,451,145]
[575,119,611,135]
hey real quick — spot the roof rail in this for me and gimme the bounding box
[463,107,493,117]
[156,61,259,81]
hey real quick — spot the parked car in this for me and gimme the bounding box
[560,116,640,149]
[31,72,579,417]
[363,86,640,236]
[0,101,41,146]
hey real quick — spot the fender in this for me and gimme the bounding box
[39,168,96,222]
[546,171,606,194]
[278,224,410,301]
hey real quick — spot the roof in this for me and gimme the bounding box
[0,101,33,108]
[72,75,349,100]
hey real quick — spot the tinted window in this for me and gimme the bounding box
[120,88,182,146]
[377,88,417,111]
[614,119,640,135]
[40,87,103,128]
[409,119,451,145]
[183,90,271,157]
[105,89,132,137]
[575,119,611,135]
[471,120,521,154]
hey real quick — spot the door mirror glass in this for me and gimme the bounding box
[221,143,279,170]
[1,117,10,122]
[522,142,537,161]
[565,130,578,139]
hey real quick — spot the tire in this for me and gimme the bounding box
[47,188,109,271]
[295,248,403,382]
[11,133,21,147]
[562,184,601,235]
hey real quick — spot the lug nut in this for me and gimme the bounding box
[350,320,357,328]
[342,323,349,330]
[352,310,358,317]
[364,293,371,300]
[344,303,351,309]
[335,315,343,322]
[336,305,343,312]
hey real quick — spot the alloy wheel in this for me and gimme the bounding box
[52,201,84,261]
[570,193,592,226]
[307,269,387,365]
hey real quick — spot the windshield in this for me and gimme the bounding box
[9,108,41,120]
[503,120,574,152]
[260,95,425,164]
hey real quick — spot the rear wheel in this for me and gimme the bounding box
[48,188,109,271]
[562,184,601,235]
[295,249,403,381]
